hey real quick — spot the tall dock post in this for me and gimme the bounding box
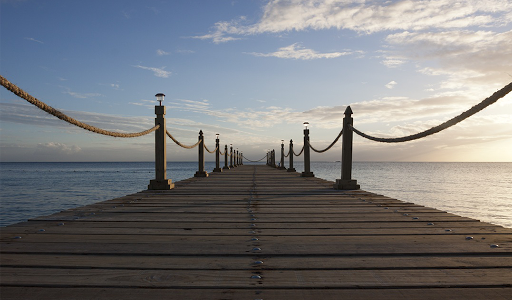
[194,130,208,177]
[213,134,222,172]
[287,139,296,172]
[334,106,360,190]
[279,140,286,169]
[234,149,239,167]
[229,144,234,168]
[148,93,174,190]
[301,123,314,177]
[223,145,230,170]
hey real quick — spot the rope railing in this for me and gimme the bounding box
[204,143,219,154]
[308,129,343,153]
[1,75,159,138]
[352,81,512,143]
[293,146,304,156]
[166,130,201,149]
[243,154,267,163]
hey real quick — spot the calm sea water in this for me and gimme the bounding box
[0,162,511,228]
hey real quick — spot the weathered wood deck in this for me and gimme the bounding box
[1,165,511,299]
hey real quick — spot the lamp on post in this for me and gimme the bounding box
[148,93,174,190]
[301,121,314,177]
[213,134,222,172]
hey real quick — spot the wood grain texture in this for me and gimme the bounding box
[1,165,511,299]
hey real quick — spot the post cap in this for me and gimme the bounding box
[344,106,353,115]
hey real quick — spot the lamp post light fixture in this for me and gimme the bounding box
[303,122,309,130]
[155,93,165,106]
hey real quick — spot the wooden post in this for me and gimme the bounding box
[234,150,239,167]
[194,130,208,177]
[223,145,230,170]
[287,139,296,172]
[213,136,222,172]
[301,128,314,177]
[229,145,234,168]
[240,152,243,165]
[279,141,286,169]
[334,106,360,190]
[148,104,174,190]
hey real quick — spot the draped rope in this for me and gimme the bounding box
[352,81,512,143]
[242,154,267,162]
[1,75,159,138]
[204,143,219,153]
[293,146,304,156]
[284,150,290,158]
[308,129,343,153]
[166,130,201,148]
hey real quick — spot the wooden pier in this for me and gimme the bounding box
[1,165,511,299]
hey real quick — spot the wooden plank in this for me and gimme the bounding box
[2,267,511,288]
[3,254,512,269]
[3,226,511,236]
[2,287,512,300]
[2,235,510,254]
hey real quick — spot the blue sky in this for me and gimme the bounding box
[1,0,511,162]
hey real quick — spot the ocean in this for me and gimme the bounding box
[0,161,511,228]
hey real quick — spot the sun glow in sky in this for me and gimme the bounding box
[1,0,511,162]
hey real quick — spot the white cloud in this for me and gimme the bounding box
[156,49,170,56]
[247,43,354,60]
[24,37,43,44]
[385,81,397,89]
[133,65,171,78]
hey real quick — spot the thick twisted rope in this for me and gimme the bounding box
[352,81,512,143]
[308,129,343,153]
[204,143,219,153]
[293,146,304,156]
[166,130,201,149]
[242,154,267,162]
[284,150,290,158]
[1,75,159,137]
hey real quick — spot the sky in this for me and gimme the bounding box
[1,0,511,162]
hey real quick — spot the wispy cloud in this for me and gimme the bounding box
[194,0,512,43]
[61,87,102,99]
[133,65,171,78]
[247,43,354,60]
[156,49,170,56]
[25,37,43,44]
